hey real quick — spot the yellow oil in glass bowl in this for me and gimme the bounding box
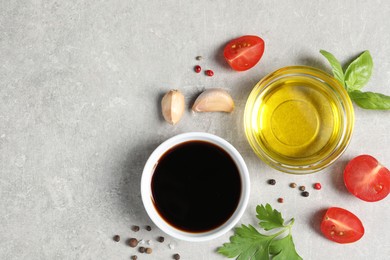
[244,66,354,174]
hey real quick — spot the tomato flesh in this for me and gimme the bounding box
[344,155,390,202]
[223,35,265,71]
[320,207,364,244]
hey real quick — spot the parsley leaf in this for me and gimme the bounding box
[256,204,284,231]
[218,204,302,260]
[218,225,272,260]
[269,234,303,260]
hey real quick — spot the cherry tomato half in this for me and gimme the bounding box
[320,207,364,244]
[223,35,265,71]
[344,155,390,202]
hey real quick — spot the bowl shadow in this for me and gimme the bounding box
[117,140,162,224]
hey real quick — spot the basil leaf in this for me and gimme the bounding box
[344,51,373,91]
[349,90,390,110]
[320,50,345,87]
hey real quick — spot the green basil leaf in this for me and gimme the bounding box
[349,90,390,110]
[320,50,345,87]
[344,51,373,91]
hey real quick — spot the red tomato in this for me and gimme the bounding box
[320,207,364,244]
[344,155,390,202]
[223,35,265,71]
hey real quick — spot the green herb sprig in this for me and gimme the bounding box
[320,50,390,110]
[218,204,302,260]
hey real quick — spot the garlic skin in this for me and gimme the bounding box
[161,90,185,124]
[192,88,235,113]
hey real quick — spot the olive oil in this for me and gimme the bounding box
[244,66,354,173]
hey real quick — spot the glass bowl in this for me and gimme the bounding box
[244,66,354,174]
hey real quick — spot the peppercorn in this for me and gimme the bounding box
[157,236,165,243]
[299,186,306,191]
[146,225,152,231]
[302,191,309,197]
[132,225,140,232]
[139,247,146,253]
[173,253,181,260]
[131,256,138,260]
[268,179,276,185]
[194,65,201,73]
[145,247,153,254]
[205,70,214,76]
[128,238,138,248]
[277,198,284,203]
[289,183,297,188]
[314,183,322,190]
[196,56,203,61]
[113,235,120,242]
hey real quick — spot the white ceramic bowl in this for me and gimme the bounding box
[141,132,250,242]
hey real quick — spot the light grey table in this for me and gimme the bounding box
[1,1,389,259]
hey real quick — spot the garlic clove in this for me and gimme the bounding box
[161,90,185,124]
[192,88,235,113]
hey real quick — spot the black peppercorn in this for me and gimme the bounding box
[302,191,309,197]
[268,179,276,185]
[128,238,138,248]
[113,235,120,242]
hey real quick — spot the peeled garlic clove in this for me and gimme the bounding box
[161,90,185,124]
[192,88,234,113]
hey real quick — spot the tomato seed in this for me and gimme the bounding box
[194,65,201,73]
[314,183,322,190]
[205,70,214,76]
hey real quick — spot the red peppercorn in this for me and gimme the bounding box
[205,70,214,76]
[194,65,201,73]
[314,183,322,190]
[277,198,284,203]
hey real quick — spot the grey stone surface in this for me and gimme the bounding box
[1,0,390,259]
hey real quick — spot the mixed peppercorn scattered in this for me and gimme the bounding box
[113,224,181,259]
[267,179,321,201]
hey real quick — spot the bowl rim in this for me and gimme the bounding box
[244,65,355,174]
[141,132,250,241]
